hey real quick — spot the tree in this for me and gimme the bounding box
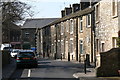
[1,0,33,25]
[1,0,33,43]
[117,31,120,47]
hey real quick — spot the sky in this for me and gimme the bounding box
[19,0,80,18]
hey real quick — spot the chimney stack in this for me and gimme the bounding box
[72,3,80,13]
[80,0,90,10]
[61,10,65,17]
[65,7,72,16]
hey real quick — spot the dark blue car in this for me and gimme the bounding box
[16,50,38,68]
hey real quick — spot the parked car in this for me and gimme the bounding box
[16,50,38,68]
[0,44,12,51]
[10,49,20,58]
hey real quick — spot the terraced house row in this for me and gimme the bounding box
[36,0,120,67]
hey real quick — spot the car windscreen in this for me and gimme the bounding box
[12,50,19,53]
[19,52,35,57]
[3,47,11,50]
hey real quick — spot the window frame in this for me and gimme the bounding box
[112,37,117,48]
[70,19,74,34]
[86,14,91,28]
[70,39,74,54]
[96,39,99,52]
[95,3,100,22]
[61,22,64,35]
[66,20,69,32]
[112,0,118,18]
[101,42,105,52]
[79,40,83,54]
[79,16,83,32]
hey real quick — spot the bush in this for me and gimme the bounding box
[117,38,120,47]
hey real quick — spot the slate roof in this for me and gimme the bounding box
[43,7,94,28]
[22,18,59,29]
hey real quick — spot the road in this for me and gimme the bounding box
[10,59,85,80]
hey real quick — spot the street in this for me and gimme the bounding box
[10,59,85,80]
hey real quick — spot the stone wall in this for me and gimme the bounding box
[97,48,120,77]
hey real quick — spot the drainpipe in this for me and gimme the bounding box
[76,18,79,61]
[55,24,57,59]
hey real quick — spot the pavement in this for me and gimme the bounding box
[73,68,96,78]
[73,66,120,80]
[2,58,16,80]
[59,59,120,80]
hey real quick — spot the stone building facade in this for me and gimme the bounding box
[22,18,58,50]
[78,14,92,62]
[95,0,118,53]
[36,0,120,66]
[94,0,120,67]
[37,2,95,62]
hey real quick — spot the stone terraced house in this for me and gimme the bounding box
[22,18,58,50]
[36,0,120,67]
[95,0,120,67]
[36,2,96,62]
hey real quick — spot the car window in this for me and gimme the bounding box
[3,47,12,50]
[12,50,19,53]
[19,52,35,57]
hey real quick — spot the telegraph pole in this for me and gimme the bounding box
[0,4,2,80]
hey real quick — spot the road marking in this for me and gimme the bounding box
[28,69,31,77]
[73,73,78,78]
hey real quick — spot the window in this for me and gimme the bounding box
[101,43,105,52]
[25,32,29,38]
[61,23,64,35]
[112,37,117,48]
[79,17,83,32]
[96,39,99,52]
[19,52,35,57]
[17,37,19,41]
[61,40,64,54]
[96,4,99,21]
[80,40,83,54]
[86,36,90,43]
[112,0,118,17]
[70,40,73,53]
[12,37,15,41]
[70,19,74,34]
[86,14,91,27]
[54,45,56,53]
[66,20,69,32]
[25,32,29,35]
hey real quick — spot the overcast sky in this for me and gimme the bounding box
[19,0,80,18]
